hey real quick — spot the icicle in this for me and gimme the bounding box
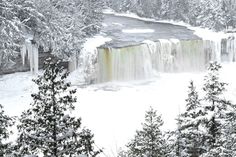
[25,40,39,74]
[32,44,39,74]
[21,44,26,65]
[25,40,33,73]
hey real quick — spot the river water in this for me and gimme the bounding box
[101,14,200,48]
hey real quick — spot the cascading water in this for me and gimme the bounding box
[66,34,236,84]
[97,45,153,82]
[221,35,236,62]
[97,39,211,83]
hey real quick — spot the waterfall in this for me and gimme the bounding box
[97,45,153,82]
[221,35,236,62]
[97,39,209,82]
[69,35,236,84]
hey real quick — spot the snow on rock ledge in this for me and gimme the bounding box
[68,36,112,85]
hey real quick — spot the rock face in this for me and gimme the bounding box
[0,52,52,75]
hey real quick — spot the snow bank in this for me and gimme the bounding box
[82,36,112,53]
[103,9,157,23]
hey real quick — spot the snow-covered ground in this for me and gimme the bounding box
[1,62,236,157]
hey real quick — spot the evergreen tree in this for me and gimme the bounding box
[127,107,167,157]
[15,58,100,157]
[176,81,206,157]
[0,104,14,156]
[201,61,235,156]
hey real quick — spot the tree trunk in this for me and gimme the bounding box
[52,80,57,157]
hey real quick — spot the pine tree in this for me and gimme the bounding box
[127,107,167,157]
[15,58,100,157]
[176,81,207,157]
[0,104,14,156]
[201,61,235,156]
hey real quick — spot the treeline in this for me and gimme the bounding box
[0,0,104,69]
[105,0,236,31]
[119,62,236,157]
[0,58,101,157]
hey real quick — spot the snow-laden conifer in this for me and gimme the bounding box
[127,107,167,157]
[15,58,100,157]
[201,61,236,156]
[0,104,14,156]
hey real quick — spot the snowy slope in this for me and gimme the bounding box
[1,63,236,157]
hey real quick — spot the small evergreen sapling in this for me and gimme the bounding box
[0,104,14,156]
[127,107,167,157]
[16,58,100,157]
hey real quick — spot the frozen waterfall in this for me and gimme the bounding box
[21,39,39,74]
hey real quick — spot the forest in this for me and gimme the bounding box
[106,0,236,31]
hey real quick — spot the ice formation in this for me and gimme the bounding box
[21,39,39,74]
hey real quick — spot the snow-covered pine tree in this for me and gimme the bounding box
[15,58,100,157]
[175,81,206,157]
[201,61,235,156]
[127,107,167,157]
[0,104,14,156]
